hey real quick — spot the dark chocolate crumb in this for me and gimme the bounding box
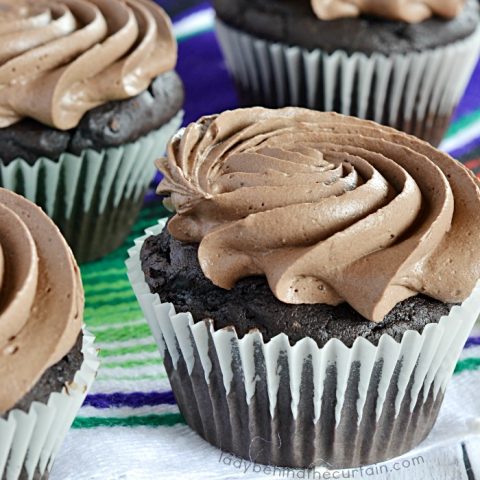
[140,224,454,348]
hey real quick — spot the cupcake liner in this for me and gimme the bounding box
[126,219,480,469]
[0,328,99,480]
[0,111,184,263]
[215,20,480,146]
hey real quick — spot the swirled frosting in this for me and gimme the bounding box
[0,188,83,413]
[157,108,480,323]
[311,0,465,22]
[0,0,176,130]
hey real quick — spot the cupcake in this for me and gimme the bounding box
[127,107,480,469]
[214,0,480,146]
[0,188,98,480]
[0,0,184,263]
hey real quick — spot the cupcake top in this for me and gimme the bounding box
[158,108,480,323]
[214,0,479,55]
[311,0,465,23]
[0,188,83,413]
[0,0,176,130]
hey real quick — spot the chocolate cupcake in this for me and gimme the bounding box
[0,189,98,480]
[214,0,480,146]
[0,0,184,263]
[127,108,480,469]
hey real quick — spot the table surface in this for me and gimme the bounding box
[51,2,480,479]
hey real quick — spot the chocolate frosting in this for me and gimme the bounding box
[0,188,83,413]
[158,108,480,323]
[311,0,465,22]
[0,0,176,130]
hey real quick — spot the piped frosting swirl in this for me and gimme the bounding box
[0,188,83,413]
[0,0,176,130]
[158,108,480,323]
[310,0,465,23]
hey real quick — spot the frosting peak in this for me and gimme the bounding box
[0,189,83,413]
[310,0,465,23]
[0,0,176,130]
[158,108,480,323]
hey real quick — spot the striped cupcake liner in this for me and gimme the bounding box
[215,20,480,146]
[0,111,183,264]
[127,219,480,469]
[0,328,99,480]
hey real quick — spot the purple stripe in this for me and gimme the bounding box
[465,337,480,349]
[83,391,176,409]
[83,338,480,410]
[447,135,480,161]
[453,60,480,121]
[147,26,238,200]
[155,0,207,19]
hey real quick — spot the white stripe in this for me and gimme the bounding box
[90,380,172,395]
[470,325,480,336]
[459,345,480,361]
[101,351,162,365]
[91,318,147,333]
[173,9,214,40]
[97,364,167,378]
[96,337,157,351]
[439,117,480,153]
[79,405,180,418]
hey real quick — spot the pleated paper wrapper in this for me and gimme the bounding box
[126,220,480,469]
[0,111,183,264]
[216,20,480,146]
[0,329,99,480]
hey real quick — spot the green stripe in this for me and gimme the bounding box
[99,342,158,358]
[79,208,168,285]
[446,109,480,138]
[126,218,168,239]
[82,266,128,280]
[87,290,137,308]
[101,357,163,369]
[82,255,130,272]
[84,280,132,295]
[82,273,129,286]
[93,323,152,343]
[178,26,214,43]
[455,357,480,374]
[131,217,163,231]
[86,302,139,318]
[85,306,142,327]
[137,204,169,219]
[72,413,185,429]
[97,351,479,374]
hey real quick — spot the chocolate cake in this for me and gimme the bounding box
[214,0,479,55]
[141,224,453,348]
[0,72,184,165]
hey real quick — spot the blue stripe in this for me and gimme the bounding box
[84,391,176,409]
[465,336,480,349]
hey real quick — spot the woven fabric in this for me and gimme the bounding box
[51,2,480,478]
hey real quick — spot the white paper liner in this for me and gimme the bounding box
[216,20,480,145]
[0,111,183,263]
[0,112,183,217]
[0,328,99,480]
[127,220,480,467]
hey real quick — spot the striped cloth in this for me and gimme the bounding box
[51,2,480,479]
